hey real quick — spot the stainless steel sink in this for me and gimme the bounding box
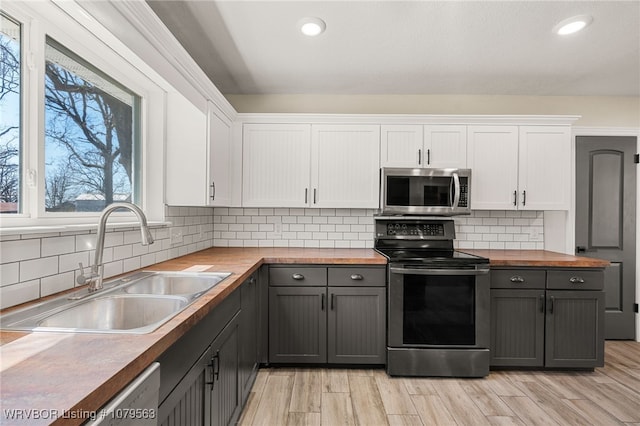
[0,270,231,334]
[123,271,230,296]
[36,295,188,333]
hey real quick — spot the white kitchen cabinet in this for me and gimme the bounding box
[517,126,571,210]
[165,94,232,206]
[424,125,467,168]
[242,124,311,207]
[208,102,233,206]
[468,125,571,210]
[242,123,380,208]
[311,124,380,208]
[380,125,423,167]
[381,125,467,168]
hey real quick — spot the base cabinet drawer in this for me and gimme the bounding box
[547,270,604,290]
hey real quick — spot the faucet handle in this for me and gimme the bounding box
[77,262,88,285]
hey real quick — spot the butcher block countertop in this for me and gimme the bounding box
[0,248,385,425]
[0,247,606,425]
[465,249,610,268]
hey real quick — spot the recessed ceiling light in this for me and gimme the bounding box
[298,17,326,37]
[554,15,593,35]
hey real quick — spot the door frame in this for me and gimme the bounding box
[568,127,640,342]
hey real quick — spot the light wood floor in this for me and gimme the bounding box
[238,341,640,426]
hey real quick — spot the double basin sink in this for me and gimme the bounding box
[0,271,231,334]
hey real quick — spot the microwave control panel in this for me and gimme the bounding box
[458,180,469,207]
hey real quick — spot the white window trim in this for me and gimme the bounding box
[0,0,169,229]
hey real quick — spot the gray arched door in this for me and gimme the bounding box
[576,135,637,339]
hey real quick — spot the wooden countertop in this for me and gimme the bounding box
[0,247,606,425]
[0,248,385,426]
[465,249,610,268]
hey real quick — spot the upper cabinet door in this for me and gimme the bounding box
[381,125,467,168]
[165,91,209,206]
[311,125,380,208]
[468,126,519,210]
[208,102,232,206]
[518,126,571,210]
[424,125,467,168]
[242,124,311,207]
[380,125,423,167]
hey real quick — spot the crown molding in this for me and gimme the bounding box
[237,113,581,126]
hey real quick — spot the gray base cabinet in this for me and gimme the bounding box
[490,268,605,369]
[208,316,240,426]
[158,273,260,426]
[239,274,259,406]
[269,286,327,363]
[268,265,386,365]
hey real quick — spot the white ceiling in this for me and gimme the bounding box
[147,0,640,97]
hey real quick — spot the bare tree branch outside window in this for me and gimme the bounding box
[44,39,139,212]
[0,14,21,213]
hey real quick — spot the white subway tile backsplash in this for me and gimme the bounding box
[20,257,58,282]
[0,262,19,287]
[213,208,545,251]
[41,271,75,297]
[41,236,76,257]
[0,280,40,309]
[0,206,215,309]
[1,239,41,263]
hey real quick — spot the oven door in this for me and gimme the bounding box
[388,264,490,349]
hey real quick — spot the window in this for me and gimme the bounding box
[0,13,21,214]
[0,2,166,227]
[44,38,141,213]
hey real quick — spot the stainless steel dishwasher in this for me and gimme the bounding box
[87,362,160,426]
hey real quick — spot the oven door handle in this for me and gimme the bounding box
[390,266,490,276]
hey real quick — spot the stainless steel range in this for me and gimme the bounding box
[375,216,490,378]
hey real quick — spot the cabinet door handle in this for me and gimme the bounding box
[539,294,545,313]
[549,296,555,314]
[210,181,216,200]
[522,190,526,206]
[292,273,305,280]
[313,188,317,204]
[510,276,525,283]
[206,360,214,389]
[427,149,431,165]
[350,274,364,281]
[513,190,518,206]
[321,293,325,311]
[331,293,335,310]
[418,149,422,165]
[305,188,308,204]
[206,350,220,390]
[569,276,585,284]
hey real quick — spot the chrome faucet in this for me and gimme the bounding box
[77,202,154,292]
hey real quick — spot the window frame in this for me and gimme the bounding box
[0,1,166,230]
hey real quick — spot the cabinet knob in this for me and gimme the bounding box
[350,274,364,281]
[510,276,525,283]
[292,273,305,280]
[569,276,585,284]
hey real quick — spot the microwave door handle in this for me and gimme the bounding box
[451,173,461,209]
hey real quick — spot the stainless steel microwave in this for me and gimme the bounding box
[380,167,471,216]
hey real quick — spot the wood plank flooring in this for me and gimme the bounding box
[238,341,640,426]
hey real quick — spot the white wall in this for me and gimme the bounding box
[227,94,640,128]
